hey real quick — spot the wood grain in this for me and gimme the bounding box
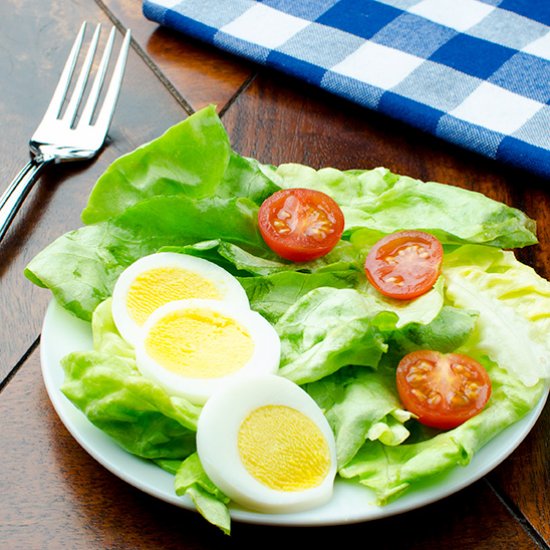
[489,401,550,544]
[221,70,549,279]
[0,0,190,384]
[0,348,541,549]
[1,0,548,547]
[100,0,254,113]
[219,71,550,545]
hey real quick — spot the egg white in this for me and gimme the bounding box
[135,299,281,404]
[111,252,250,345]
[197,374,337,514]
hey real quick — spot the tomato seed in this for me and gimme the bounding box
[427,391,442,405]
[278,210,291,220]
[417,361,433,372]
[451,363,465,374]
[273,220,292,235]
[405,372,426,385]
[385,275,404,286]
[464,383,480,399]
[411,388,427,401]
[451,394,470,406]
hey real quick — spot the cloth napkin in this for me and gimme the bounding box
[143,0,550,179]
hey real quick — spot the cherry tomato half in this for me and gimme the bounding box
[364,230,443,300]
[258,188,345,262]
[396,350,492,430]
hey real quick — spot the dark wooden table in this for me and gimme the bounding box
[1,1,548,548]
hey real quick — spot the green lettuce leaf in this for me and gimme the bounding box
[273,163,537,248]
[306,365,414,468]
[339,360,545,504]
[22,106,550,532]
[81,105,232,223]
[240,270,362,324]
[82,106,279,225]
[216,152,280,204]
[160,238,361,277]
[275,278,452,384]
[276,288,393,383]
[303,302,479,468]
[363,277,446,329]
[385,305,479,361]
[26,107,539,322]
[175,453,231,536]
[25,195,264,321]
[60,300,201,458]
[153,459,182,475]
[443,245,550,386]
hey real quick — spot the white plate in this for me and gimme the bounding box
[41,299,548,527]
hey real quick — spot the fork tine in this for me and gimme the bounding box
[79,27,116,126]
[43,21,87,120]
[0,22,131,243]
[63,23,101,126]
[94,28,131,135]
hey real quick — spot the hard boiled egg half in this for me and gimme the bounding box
[112,252,250,346]
[135,298,280,404]
[112,252,280,404]
[197,374,337,514]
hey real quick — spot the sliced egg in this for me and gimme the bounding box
[197,374,337,514]
[134,299,280,404]
[111,252,249,345]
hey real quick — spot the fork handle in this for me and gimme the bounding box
[0,158,52,243]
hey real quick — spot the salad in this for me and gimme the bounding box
[26,106,550,534]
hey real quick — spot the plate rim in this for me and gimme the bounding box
[40,298,549,527]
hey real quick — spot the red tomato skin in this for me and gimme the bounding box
[258,188,345,262]
[364,230,443,300]
[396,350,492,430]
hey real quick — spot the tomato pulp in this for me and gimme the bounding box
[396,350,492,430]
[258,188,345,262]
[364,230,443,300]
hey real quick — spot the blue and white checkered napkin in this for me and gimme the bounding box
[143,0,550,179]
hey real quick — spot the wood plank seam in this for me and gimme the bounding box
[219,73,258,118]
[484,478,550,549]
[0,336,40,395]
[93,0,195,116]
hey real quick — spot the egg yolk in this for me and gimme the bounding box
[127,267,222,326]
[144,308,254,378]
[238,405,331,492]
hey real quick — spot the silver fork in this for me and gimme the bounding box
[0,22,131,242]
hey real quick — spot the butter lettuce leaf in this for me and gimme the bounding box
[443,245,550,386]
[385,305,479,360]
[340,360,545,504]
[216,153,280,204]
[82,106,279,225]
[160,238,361,277]
[25,195,264,321]
[273,163,536,248]
[275,279,452,384]
[26,107,539,321]
[276,288,394,384]
[364,277,445,329]
[60,300,201,458]
[22,106,550,534]
[82,105,232,223]
[306,365,414,468]
[304,302,480,469]
[240,271,362,324]
[175,453,231,536]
